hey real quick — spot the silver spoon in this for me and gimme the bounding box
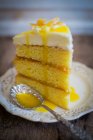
[10,84,92,140]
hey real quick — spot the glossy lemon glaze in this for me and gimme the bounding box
[41,30,48,96]
[25,33,29,45]
[35,100,56,112]
[70,87,79,102]
[16,93,41,108]
[50,26,70,33]
[32,18,70,34]
[16,87,79,112]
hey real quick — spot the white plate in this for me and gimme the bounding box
[0,62,93,123]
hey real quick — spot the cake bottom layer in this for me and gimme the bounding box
[16,74,70,109]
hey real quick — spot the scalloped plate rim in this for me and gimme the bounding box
[0,61,93,123]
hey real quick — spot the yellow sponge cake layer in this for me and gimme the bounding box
[16,45,72,68]
[16,74,70,109]
[15,57,70,91]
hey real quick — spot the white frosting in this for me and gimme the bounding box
[13,31,73,51]
[46,32,73,50]
[13,18,73,50]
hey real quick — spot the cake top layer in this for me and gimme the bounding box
[13,18,73,50]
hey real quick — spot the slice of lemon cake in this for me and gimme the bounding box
[13,18,73,109]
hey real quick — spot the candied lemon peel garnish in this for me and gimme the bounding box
[31,17,61,27]
[30,17,70,33]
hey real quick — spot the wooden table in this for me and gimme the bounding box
[0,35,93,140]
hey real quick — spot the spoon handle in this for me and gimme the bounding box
[42,104,92,140]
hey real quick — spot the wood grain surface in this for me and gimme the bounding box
[0,35,93,140]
